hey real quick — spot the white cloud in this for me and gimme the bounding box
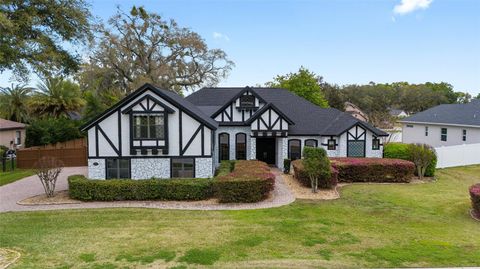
[393,0,433,15]
[213,32,230,42]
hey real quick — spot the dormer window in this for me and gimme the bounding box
[133,114,165,139]
[240,95,255,107]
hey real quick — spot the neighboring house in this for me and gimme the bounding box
[389,108,409,118]
[344,101,369,122]
[399,99,480,147]
[82,84,388,180]
[0,118,26,150]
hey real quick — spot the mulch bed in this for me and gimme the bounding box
[17,190,81,205]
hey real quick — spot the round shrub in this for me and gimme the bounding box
[291,160,338,189]
[470,183,480,218]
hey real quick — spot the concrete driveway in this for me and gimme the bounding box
[0,167,87,212]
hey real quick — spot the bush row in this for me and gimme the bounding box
[215,160,275,203]
[330,157,415,183]
[291,160,338,189]
[384,143,437,177]
[470,183,480,218]
[68,175,214,201]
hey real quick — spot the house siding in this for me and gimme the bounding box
[402,123,480,147]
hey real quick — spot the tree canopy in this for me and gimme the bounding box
[0,0,92,80]
[78,6,234,95]
[266,67,329,108]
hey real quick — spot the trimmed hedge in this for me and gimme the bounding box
[384,143,436,177]
[68,175,214,201]
[331,157,415,183]
[291,160,338,189]
[215,160,275,203]
[470,183,480,218]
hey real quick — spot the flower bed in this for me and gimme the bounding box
[330,157,415,183]
[291,160,338,189]
[68,175,214,201]
[214,160,275,203]
[470,183,480,218]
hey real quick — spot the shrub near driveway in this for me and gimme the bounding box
[470,183,480,218]
[215,160,275,203]
[68,176,214,201]
[331,158,415,183]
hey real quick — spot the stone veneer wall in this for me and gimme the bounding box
[195,158,214,178]
[88,159,105,179]
[130,158,170,179]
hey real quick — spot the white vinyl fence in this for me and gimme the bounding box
[435,143,480,168]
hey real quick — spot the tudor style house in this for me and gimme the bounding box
[82,83,387,179]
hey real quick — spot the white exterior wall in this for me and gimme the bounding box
[402,123,480,147]
[86,88,214,179]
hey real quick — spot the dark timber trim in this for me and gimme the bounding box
[181,124,203,155]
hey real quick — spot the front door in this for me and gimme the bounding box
[256,138,276,164]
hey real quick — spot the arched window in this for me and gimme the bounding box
[219,133,230,162]
[288,139,301,160]
[235,133,247,160]
[304,139,317,148]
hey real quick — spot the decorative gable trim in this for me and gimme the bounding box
[246,103,294,125]
[121,94,175,114]
[210,87,267,119]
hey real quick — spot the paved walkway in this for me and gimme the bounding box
[0,167,295,212]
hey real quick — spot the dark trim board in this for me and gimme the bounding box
[211,87,268,119]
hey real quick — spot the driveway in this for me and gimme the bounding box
[0,167,87,212]
[0,167,295,212]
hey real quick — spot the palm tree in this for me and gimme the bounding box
[30,77,86,118]
[0,84,33,122]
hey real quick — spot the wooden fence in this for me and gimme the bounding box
[17,138,87,169]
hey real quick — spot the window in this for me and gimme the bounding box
[372,138,380,150]
[441,128,447,141]
[133,114,164,139]
[239,95,255,107]
[327,139,336,150]
[425,126,429,136]
[304,139,317,148]
[219,133,230,161]
[106,159,130,179]
[463,129,467,141]
[235,133,247,160]
[288,139,301,160]
[15,130,21,145]
[172,158,194,178]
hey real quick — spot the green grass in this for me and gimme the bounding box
[0,165,479,268]
[0,160,34,186]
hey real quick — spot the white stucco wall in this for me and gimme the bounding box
[402,123,480,147]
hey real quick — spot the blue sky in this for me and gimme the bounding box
[1,0,479,95]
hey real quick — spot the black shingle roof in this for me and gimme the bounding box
[400,99,480,127]
[186,87,387,136]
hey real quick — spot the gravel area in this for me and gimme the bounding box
[0,167,295,212]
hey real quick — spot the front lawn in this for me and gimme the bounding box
[1,166,479,268]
